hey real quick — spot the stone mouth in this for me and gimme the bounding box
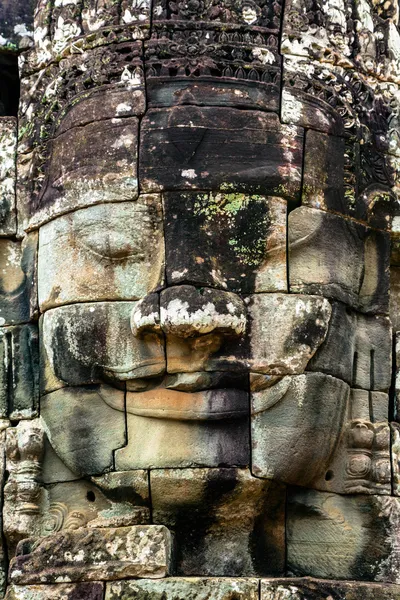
[125,370,248,393]
[125,387,249,421]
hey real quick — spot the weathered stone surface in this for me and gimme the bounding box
[287,488,400,582]
[163,293,331,378]
[0,325,39,419]
[0,0,34,51]
[163,192,287,293]
[391,423,400,496]
[302,130,346,215]
[245,294,331,376]
[147,0,281,111]
[5,583,104,600]
[251,373,350,486]
[0,117,17,235]
[42,471,150,534]
[0,422,8,596]
[151,468,285,576]
[0,234,37,325]
[311,388,391,495]
[261,578,400,599]
[41,385,126,476]
[10,525,173,584]
[106,578,259,600]
[289,207,390,313]
[4,420,45,557]
[139,107,303,199]
[38,198,164,310]
[41,302,165,389]
[160,285,246,338]
[390,266,400,331]
[34,117,139,229]
[308,303,392,391]
[116,388,249,469]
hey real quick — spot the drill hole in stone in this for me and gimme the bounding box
[325,470,334,481]
[86,490,96,502]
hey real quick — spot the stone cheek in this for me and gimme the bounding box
[289,207,391,314]
[40,302,165,389]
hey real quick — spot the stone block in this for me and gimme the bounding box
[41,385,126,476]
[38,197,164,310]
[36,116,139,227]
[9,525,173,584]
[139,107,303,199]
[4,420,45,557]
[392,423,400,496]
[308,302,392,391]
[287,488,400,582]
[163,192,287,293]
[0,325,39,419]
[302,130,346,215]
[0,117,17,235]
[289,207,390,313]
[42,471,150,534]
[150,468,285,576]
[5,583,104,600]
[106,578,259,600]
[251,373,350,486]
[40,302,165,389]
[310,389,391,495]
[115,388,249,469]
[390,266,400,331]
[261,578,400,599]
[0,234,38,325]
[245,294,331,376]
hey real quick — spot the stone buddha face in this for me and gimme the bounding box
[5,0,400,584]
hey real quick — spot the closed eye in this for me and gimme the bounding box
[75,231,146,261]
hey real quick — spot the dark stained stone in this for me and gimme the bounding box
[150,468,285,577]
[302,130,346,214]
[139,107,303,199]
[163,192,287,293]
[0,0,34,51]
[0,324,39,419]
[287,488,400,582]
[307,302,392,391]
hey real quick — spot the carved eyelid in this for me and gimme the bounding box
[73,229,147,261]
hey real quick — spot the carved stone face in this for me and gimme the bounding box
[4,0,400,587]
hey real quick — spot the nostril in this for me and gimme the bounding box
[160,285,247,338]
[131,293,161,336]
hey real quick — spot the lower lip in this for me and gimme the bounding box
[125,387,249,421]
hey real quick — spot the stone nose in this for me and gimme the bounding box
[131,285,247,339]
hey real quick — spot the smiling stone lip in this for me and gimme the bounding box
[125,387,249,421]
[124,370,249,393]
